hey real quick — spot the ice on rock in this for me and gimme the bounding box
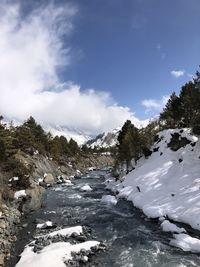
[101,195,117,205]
[161,220,186,233]
[80,185,92,192]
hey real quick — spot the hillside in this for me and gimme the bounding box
[0,117,114,266]
[107,128,200,252]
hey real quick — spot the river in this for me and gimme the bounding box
[6,170,200,267]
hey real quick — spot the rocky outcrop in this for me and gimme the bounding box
[0,150,113,266]
[0,204,20,266]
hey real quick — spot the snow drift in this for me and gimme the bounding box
[107,128,200,252]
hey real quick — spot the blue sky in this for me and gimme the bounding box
[0,0,200,134]
[61,0,200,118]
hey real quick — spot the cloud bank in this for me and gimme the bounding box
[142,96,169,114]
[0,1,143,135]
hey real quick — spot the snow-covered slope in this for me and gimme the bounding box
[107,128,200,252]
[44,125,92,146]
[87,128,120,148]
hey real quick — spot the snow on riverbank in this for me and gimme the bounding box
[16,226,99,267]
[45,226,83,238]
[170,234,200,253]
[36,221,53,229]
[161,220,186,234]
[16,241,99,267]
[107,128,200,252]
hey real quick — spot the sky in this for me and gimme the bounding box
[0,0,200,135]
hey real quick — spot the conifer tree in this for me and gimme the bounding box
[117,120,141,171]
[160,92,182,128]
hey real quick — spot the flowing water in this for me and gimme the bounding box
[7,170,200,267]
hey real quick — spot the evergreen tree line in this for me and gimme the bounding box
[0,116,81,162]
[115,70,200,172]
[160,70,200,134]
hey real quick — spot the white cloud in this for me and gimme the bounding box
[142,96,169,114]
[171,70,185,78]
[0,1,143,135]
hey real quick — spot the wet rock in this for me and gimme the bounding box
[71,232,79,238]
[76,235,87,242]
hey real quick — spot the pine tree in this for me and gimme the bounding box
[68,138,79,155]
[179,82,200,127]
[160,92,182,128]
[117,120,141,171]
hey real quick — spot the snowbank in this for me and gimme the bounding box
[16,241,99,267]
[37,226,83,238]
[80,185,92,192]
[16,225,99,267]
[170,234,200,253]
[161,220,186,233]
[107,128,200,252]
[36,221,53,229]
[107,129,200,230]
[101,195,117,205]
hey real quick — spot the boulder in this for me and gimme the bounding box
[23,186,45,212]
[44,173,54,184]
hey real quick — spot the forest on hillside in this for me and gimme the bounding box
[115,70,200,171]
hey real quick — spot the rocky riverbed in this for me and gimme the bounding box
[0,152,113,267]
[5,170,200,267]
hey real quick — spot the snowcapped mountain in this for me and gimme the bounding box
[3,119,93,146]
[86,128,120,148]
[3,117,149,147]
[44,125,93,146]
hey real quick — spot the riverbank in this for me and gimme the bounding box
[6,172,200,267]
[0,152,113,267]
[106,128,200,253]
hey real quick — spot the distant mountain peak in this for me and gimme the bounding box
[87,128,120,148]
[44,124,93,146]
